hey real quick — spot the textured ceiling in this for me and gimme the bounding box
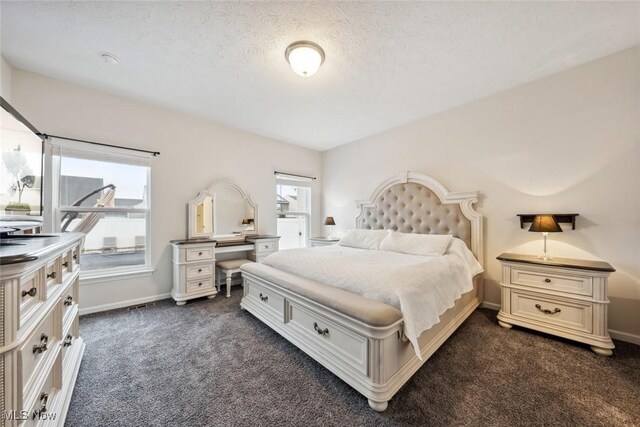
[2,2,639,151]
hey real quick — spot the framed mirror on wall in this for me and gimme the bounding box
[187,181,258,241]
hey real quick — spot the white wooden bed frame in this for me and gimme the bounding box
[240,172,484,411]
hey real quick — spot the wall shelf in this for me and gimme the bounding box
[517,214,579,230]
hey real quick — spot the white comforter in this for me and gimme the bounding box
[262,238,483,358]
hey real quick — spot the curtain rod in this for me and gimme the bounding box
[274,171,316,180]
[39,133,160,156]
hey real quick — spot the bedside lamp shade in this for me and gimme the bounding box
[324,216,336,226]
[528,214,562,260]
[528,215,562,233]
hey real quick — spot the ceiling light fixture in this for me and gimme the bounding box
[101,53,119,65]
[285,41,325,77]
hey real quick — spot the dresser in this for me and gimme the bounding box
[0,233,85,426]
[496,253,615,356]
[246,236,280,263]
[170,239,218,306]
[170,236,281,305]
[309,237,340,247]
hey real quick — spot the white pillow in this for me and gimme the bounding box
[338,229,388,250]
[379,231,453,257]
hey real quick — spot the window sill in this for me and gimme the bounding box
[80,268,154,285]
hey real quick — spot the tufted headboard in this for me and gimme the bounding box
[356,172,483,265]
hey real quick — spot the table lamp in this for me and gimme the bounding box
[528,214,562,260]
[324,216,336,238]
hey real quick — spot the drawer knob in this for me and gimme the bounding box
[198,251,203,256]
[198,282,203,287]
[544,278,551,283]
[535,304,561,315]
[64,296,74,306]
[259,293,268,302]
[32,393,48,419]
[73,254,78,260]
[198,268,202,273]
[22,287,37,298]
[46,271,57,280]
[33,342,48,354]
[62,261,69,268]
[63,334,73,347]
[313,322,329,336]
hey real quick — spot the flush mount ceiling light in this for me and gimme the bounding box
[285,41,325,77]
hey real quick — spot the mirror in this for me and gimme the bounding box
[188,181,258,241]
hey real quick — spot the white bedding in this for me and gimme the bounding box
[262,238,483,358]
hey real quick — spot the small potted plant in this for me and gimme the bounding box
[3,145,35,214]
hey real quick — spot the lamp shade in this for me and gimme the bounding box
[324,216,336,226]
[528,215,562,233]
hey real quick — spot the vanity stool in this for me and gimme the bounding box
[217,259,254,297]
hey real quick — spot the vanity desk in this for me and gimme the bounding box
[170,181,280,305]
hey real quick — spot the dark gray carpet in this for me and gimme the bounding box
[67,289,640,427]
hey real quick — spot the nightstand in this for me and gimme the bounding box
[309,236,340,247]
[496,253,615,356]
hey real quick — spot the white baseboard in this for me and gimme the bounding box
[79,293,171,315]
[481,301,501,311]
[609,329,640,345]
[480,302,640,346]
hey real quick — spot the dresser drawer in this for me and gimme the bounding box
[245,280,284,320]
[186,263,214,278]
[510,267,593,297]
[27,365,58,424]
[72,244,81,268]
[62,313,80,365]
[256,241,278,253]
[44,258,60,290]
[186,276,215,293]
[19,269,43,327]
[185,246,214,262]
[19,306,59,395]
[61,249,73,280]
[62,277,79,323]
[288,302,368,375]
[510,290,593,334]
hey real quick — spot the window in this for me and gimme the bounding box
[276,173,312,250]
[48,138,151,280]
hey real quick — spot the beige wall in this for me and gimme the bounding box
[1,56,12,101]
[323,46,640,340]
[10,68,323,312]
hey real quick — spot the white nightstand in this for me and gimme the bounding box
[496,253,615,356]
[309,237,340,247]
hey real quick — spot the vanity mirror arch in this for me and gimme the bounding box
[188,181,258,241]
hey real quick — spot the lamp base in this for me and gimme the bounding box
[537,254,553,261]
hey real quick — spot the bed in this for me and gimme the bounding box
[240,172,484,411]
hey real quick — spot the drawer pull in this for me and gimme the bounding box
[198,268,203,273]
[64,296,74,306]
[33,342,48,354]
[535,304,561,315]
[32,393,48,419]
[198,251,203,256]
[313,322,329,336]
[259,293,268,302]
[73,254,78,260]
[22,287,38,298]
[46,271,57,280]
[62,261,69,268]
[63,334,73,347]
[198,282,203,287]
[544,278,551,283]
